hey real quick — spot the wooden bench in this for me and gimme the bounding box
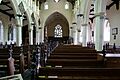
[0,45,33,77]
[39,67,120,79]
[38,45,113,80]
[0,74,23,80]
[53,48,97,53]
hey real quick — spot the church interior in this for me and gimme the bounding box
[0,0,120,79]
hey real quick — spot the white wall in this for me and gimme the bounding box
[40,0,73,42]
[41,0,72,26]
[106,4,120,45]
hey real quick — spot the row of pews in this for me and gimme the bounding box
[1,41,120,80]
[0,44,34,77]
[87,42,120,53]
[38,44,120,80]
[0,41,58,79]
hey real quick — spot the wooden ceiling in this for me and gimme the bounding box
[0,0,14,19]
[106,0,120,10]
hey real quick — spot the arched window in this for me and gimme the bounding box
[44,2,48,10]
[8,24,14,41]
[104,19,110,42]
[7,23,16,44]
[65,2,69,9]
[54,24,63,38]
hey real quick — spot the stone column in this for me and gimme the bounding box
[29,25,33,45]
[94,0,106,51]
[15,16,23,46]
[87,23,92,42]
[36,28,39,44]
[0,0,2,3]
[39,27,43,42]
[77,14,81,44]
[70,26,73,37]
[72,23,77,45]
[0,21,4,43]
[82,24,87,46]
[13,25,16,43]
[94,14,105,51]
[77,30,81,44]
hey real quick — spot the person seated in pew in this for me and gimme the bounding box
[0,42,3,48]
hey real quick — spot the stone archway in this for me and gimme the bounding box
[44,12,69,44]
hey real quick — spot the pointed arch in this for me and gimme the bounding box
[44,12,69,42]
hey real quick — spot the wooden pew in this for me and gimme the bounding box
[0,74,23,80]
[0,48,12,77]
[53,48,97,53]
[48,53,97,59]
[57,44,82,49]
[38,44,120,79]
[39,67,120,80]
[0,45,30,76]
[46,59,103,68]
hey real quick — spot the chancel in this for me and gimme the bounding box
[0,0,120,80]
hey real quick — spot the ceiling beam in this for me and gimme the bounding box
[4,8,13,11]
[0,1,10,4]
[115,0,119,10]
[106,1,115,10]
[0,8,14,18]
[106,0,120,10]
[1,1,13,10]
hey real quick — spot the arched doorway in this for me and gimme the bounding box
[44,12,69,44]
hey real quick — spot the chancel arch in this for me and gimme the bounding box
[44,12,69,43]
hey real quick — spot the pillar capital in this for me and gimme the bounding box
[94,12,105,19]
[15,14,24,27]
[77,14,84,18]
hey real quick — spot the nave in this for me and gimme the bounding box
[0,0,120,79]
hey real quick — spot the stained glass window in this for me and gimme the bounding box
[54,24,62,37]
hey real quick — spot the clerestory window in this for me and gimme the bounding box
[65,2,69,9]
[44,2,48,10]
